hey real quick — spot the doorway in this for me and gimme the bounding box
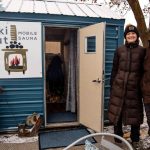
[44,27,78,125]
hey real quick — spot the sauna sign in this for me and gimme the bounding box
[0,21,42,78]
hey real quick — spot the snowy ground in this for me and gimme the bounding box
[103,116,150,149]
[0,116,150,149]
[0,134,38,143]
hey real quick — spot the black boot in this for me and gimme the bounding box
[114,122,123,143]
[130,125,141,150]
[113,114,124,143]
[131,125,140,140]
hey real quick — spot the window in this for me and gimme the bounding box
[85,36,96,53]
[45,41,61,54]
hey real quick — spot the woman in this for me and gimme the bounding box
[108,24,145,149]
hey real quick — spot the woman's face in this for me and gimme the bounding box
[126,32,137,43]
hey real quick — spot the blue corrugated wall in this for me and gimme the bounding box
[0,78,43,131]
[104,24,124,122]
[0,12,124,131]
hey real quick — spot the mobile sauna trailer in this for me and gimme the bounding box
[0,0,125,132]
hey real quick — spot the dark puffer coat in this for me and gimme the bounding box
[108,42,145,126]
[142,47,150,104]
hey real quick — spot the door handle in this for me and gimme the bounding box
[92,78,101,83]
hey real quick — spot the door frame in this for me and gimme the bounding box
[42,25,80,128]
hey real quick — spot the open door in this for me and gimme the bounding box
[44,27,78,126]
[79,22,105,132]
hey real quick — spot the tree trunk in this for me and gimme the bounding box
[127,0,150,48]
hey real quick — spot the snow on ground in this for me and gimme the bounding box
[104,124,150,149]
[0,114,150,149]
[0,134,38,143]
[103,114,150,149]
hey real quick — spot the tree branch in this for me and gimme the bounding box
[127,0,149,47]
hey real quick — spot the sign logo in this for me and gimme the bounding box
[2,25,28,74]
